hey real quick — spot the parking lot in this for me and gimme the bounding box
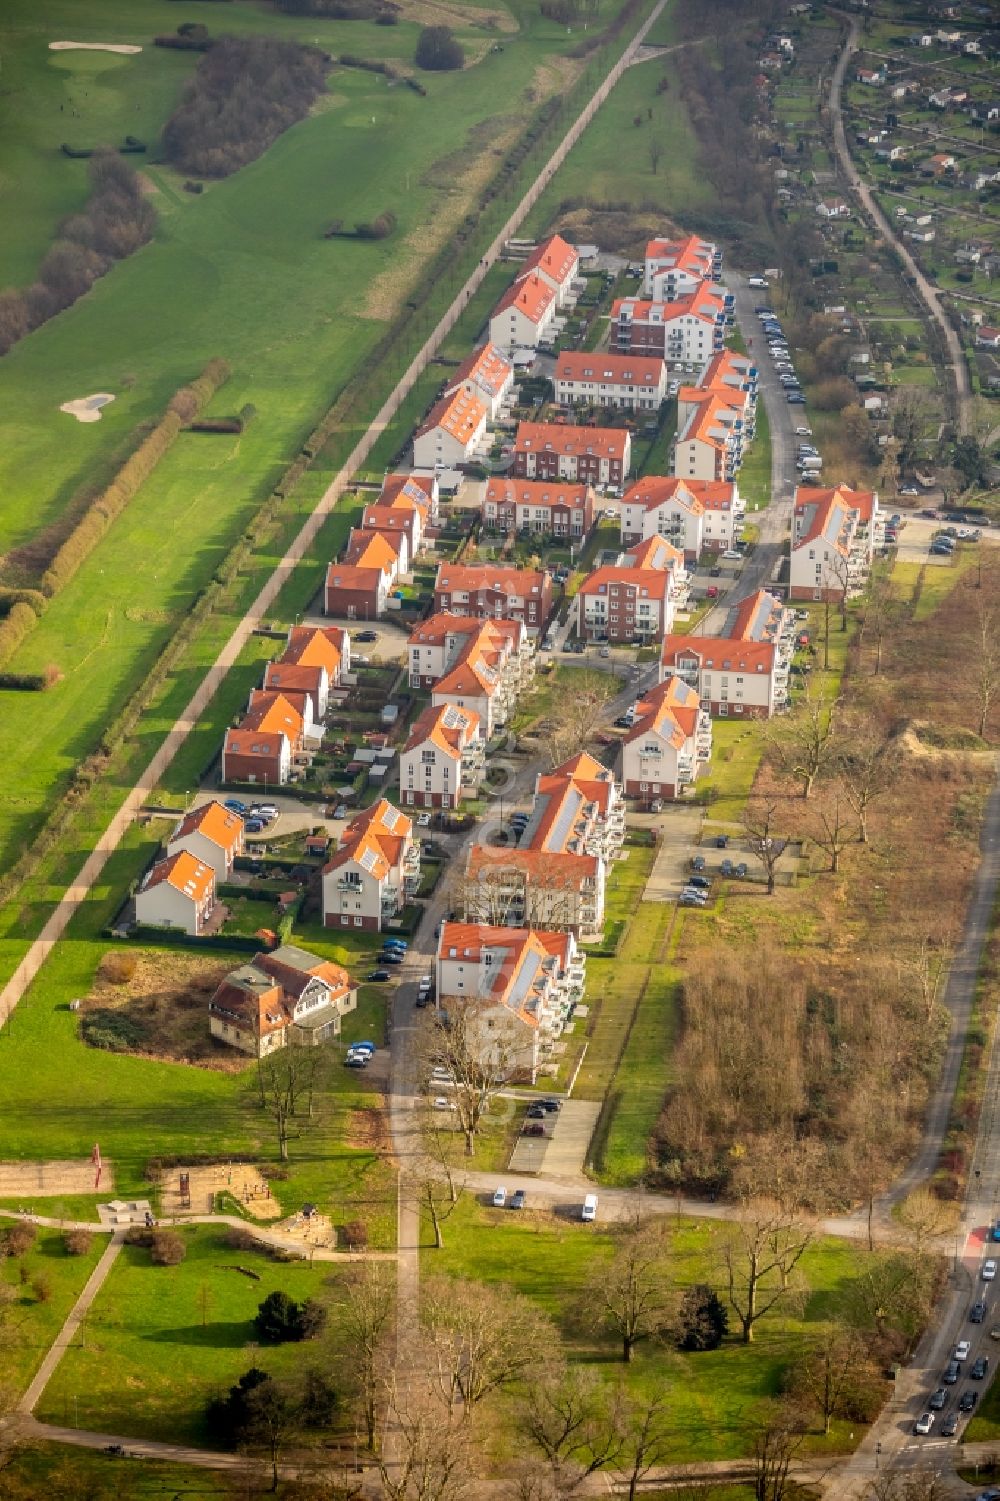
[507,1098,602,1176]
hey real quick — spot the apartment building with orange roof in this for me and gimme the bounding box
[413,386,489,469]
[135,849,217,936]
[380,471,439,524]
[482,477,595,540]
[644,233,722,297]
[400,703,483,809]
[620,676,712,805]
[657,589,791,722]
[612,285,728,369]
[445,341,515,419]
[525,752,626,863]
[673,391,748,484]
[489,272,558,353]
[553,351,667,411]
[321,798,419,932]
[520,234,580,307]
[789,484,878,601]
[209,943,357,1057]
[464,845,605,939]
[433,562,553,636]
[222,690,305,787]
[576,561,678,645]
[167,799,244,882]
[435,921,584,1082]
[511,421,631,490]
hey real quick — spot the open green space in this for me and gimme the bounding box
[738,398,771,510]
[427,1195,868,1462]
[0,1442,234,1500]
[1,1224,108,1396]
[38,1223,348,1444]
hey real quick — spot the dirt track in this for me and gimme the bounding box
[0,1159,109,1197]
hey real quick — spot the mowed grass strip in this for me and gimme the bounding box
[1,1226,109,1396]
[38,1223,351,1445]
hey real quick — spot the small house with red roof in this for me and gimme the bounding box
[135,850,217,936]
[489,272,558,353]
[519,234,580,307]
[167,800,244,882]
[445,342,515,419]
[222,691,304,787]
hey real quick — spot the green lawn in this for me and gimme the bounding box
[0,1443,235,1499]
[38,1223,350,1444]
[426,1196,870,1464]
[738,398,771,511]
[1,1225,108,1397]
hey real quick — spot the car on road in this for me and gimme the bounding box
[599,645,611,658]
[668,380,680,396]
[722,549,742,560]
[345,1053,369,1069]
[354,629,378,642]
[418,974,433,993]
[991,1220,1000,1242]
[941,1412,960,1437]
[522,1122,545,1136]
[378,950,404,965]
[984,1260,997,1281]
[492,1186,507,1207]
[959,1390,979,1412]
[971,1301,988,1323]
[795,426,812,436]
[366,970,390,982]
[956,1340,972,1362]
[748,276,770,288]
[383,938,407,951]
[417,812,432,827]
[900,486,919,497]
[510,1189,526,1210]
[913,1413,935,1435]
[705,585,719,598]
[972,1356,990,1379]
[787,393,806,404]
[944,1360,961,1383]
[333,804,349,820]
[433,1097,456,1111]
[929,1388,948,1410]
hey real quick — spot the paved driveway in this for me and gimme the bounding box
[642,807,704,901]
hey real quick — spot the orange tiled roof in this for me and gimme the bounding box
[450,342,514,398]
[142,850,214,902]
[170,799,243,852]
[485,478,590,510]
[493,272,557,326]
[556,351,665,386]
[405,702,480,757]
[514,421,629,461]
[281,626,345,675]
[417,387,488,445]
[436,564,548,598]
[626,677,700,749]
[661,633,776,674]
[521,233,578,286]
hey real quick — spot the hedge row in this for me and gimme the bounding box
[0,588,47,617]
[41,358,230,598]
[123,926,263,952]
[0,671,49,692]
[0,603,41,671]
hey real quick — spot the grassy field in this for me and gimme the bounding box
[738,398,771,510]
[1,1224,108,1396]
[427,1195,869,1463]
[0,0,644,878]
[0,1443,235,1500]
[38,1223,351,1444]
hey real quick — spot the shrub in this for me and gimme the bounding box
[0,603,40,670]
[415,25,464,71]
[2,1223,37,1257]
[64,1229,94,1256]
[151,1229,186,1265]
[255,1289,326,1342]
[340,1219,368,1249]
[0,672,48,691]
[674,1283,729,1351]
[225,1225,262,1253]
[32,1274,53,1303]
[99,950,139,984]
[80,1009,145,1053]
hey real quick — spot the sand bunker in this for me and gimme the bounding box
[60,393,115,423]
[0,1159,113,1197]
[49,42,142,54]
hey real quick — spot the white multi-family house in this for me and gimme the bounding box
[444,342,515,420]
[620,676,711,804]
[621,476,741,557]
[489,273,558,353]
[463,845,605,940]
[553,352,667,410]
[519,234,580,307]
[321,799,419,932]
[644,234,722,299]
[525,752,626,863]
[611,286,728,371]
[408,613,531,696]
[208,945,357,1058]
[399,703,483,809]
[167,800,244,883]
[673,393,747,483]
[789,484,878,601]
[413,387,489,470]
[659,589,792,719]
[135,850,216,936]
[435,922,583,1082]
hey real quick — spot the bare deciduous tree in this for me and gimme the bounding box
[255,1049,324,1162]
[718,1198,813,1344]
[742,800,788,895]
[332,1259,395,1452]
[750,1408,807,1501]
[896,934,950,1024]
[519,1363,625,1494]
[540,670,621,770]
[419,999,519,1156]
[768,686,840,798]
[614,1390,674,1501]
[972,588,1000,740]
[834,726,897,844]
[422,1274,557,1416]
[808,792,851,874]
[376,1376,474,1501]
[585,1216,676,1362]
[789,1325,869,1434]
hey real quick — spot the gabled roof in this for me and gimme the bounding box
[626,676,701,749]
[324,798,412,882]
[725,589,786,643]
[621,535,683,572]
[380,472,436,508]
[243,690,304,741]
[623,476,706,516]
[324,562,391,592]
[437,921,573,1025]
[520,234,578,287]
[485,477,591,510]
[209,947,353,1037]
[224,727,288,760]
[612,284,726,326]
[263,662,325,700]
[493,272,557,327]
[417,387,488,444]
[555,352,665,387]
[450,342,514,398]
[793,484,876,551]
[346,528,403,570]
[141,849,215,903]
[169,799,243,854]
[645,233,718,275]
[362,503,418,533]
[405,702,480,757]
[281,625,345,675]
[436,563,549,598]
[661,634,776,674]
[466,844,599,887]
[513,421,629,461]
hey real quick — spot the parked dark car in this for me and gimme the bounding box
[378,951,405,965]
[715,835,729,849]
[959,1390,979,1412]
[510,1190,526,1210]
[688,875,711,890]
[539,1098,562,1113]
[354,629,378,642]
[526,1105,546,1120]
[522,1123,545,1137]
[941,1412,959,1436]
[366,970,390,982]
[972,1357,990,1380]
[971,1302,988,1323]
[691,855,706,871]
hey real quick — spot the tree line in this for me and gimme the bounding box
[162,36,332,179]
[0,152,155,360]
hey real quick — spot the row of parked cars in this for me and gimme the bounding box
[224,797,279,836]
[367,936,408,982]
[914,1260,998,1436]
[755,306,806,406]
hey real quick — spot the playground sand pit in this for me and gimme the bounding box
[161,1163,277,1220]
[49,42,142,54]
[0,1159,112,1197]
[60,393,115,423]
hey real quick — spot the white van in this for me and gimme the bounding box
[581,1194,598,1222]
